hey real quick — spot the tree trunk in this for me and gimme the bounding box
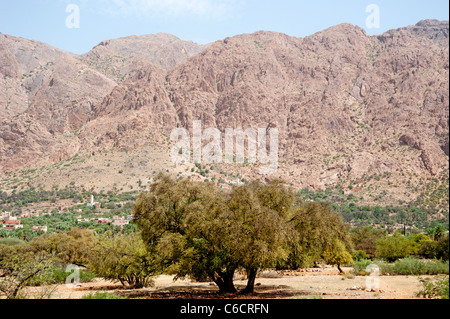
[211,269,237,294]
[241,268,257,294]
[337,264,344,274]
[118,276,125,286]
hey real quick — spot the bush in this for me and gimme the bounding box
[377,258,449,276]
[375,234,418,262]
[352,259,373,275]
[436,236,449,261]
[27,267,97,286]
[0,245,56,299]
[350,227,385,258]
[88,233,155,288]
[417,235,449,261]
[0,238,25,246]
[352,250,369,261]
[82,292,127,299]
[353,258,449,276]
[418,276,449,299]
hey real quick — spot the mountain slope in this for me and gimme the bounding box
[81,33,207,82]
[0,21,448,207]
[0,34,117,172]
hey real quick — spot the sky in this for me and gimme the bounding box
[0,0,448,54]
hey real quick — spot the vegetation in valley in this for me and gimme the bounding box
[0,173,448,299]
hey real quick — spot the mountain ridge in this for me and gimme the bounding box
[0,20,448,207]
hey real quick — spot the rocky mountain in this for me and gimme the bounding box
[0,20,448,206]
[0,33,117,172]
[0,33,204,173]
[81,33,207,82]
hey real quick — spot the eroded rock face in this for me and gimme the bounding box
[0,34,117,172]
[81,33,208,82]
[0,21,448,192]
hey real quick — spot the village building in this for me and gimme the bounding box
[32,226,48,233]
[2,212,17,222]
[3,224,24,230]
[2,212,24,230]
[112,220,129,227]
[93,218,112,224]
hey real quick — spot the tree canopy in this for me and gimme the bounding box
[133,174,354,294]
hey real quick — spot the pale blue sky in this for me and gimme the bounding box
[0,0,448,54]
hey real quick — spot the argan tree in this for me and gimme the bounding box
[226,180,296,293]
[88,233,156,288]
[134,174,353,294]
[349,226,386,258]
[134,174,296,294]
[375,233,419,262]
[322,239,354,273]
[134,174,241,293]
[32,228,96,265]
[0,244,55,299]
[284,202,353,271]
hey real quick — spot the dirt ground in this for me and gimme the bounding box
[21,266,432,300]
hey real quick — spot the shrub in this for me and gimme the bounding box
[82,292,127,299]
[417,235,449,261]
[350,227,385,258]
[0,245,56,299]
[418,241,439,259]
[352,259,373,275]
[377,258,449,276]
[352,250,369,261]
[418,276,449,299]
[436,236,449,261]
[0,238,25,246]
[375,234,418,262]
[88,233,155,288]
[27,267,97,286]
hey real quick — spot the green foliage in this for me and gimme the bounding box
[88,233,155,288]
[83,292,127,299]
[134,174,354,294]
[352,250,369,261]
[285,202,353,270]
[0,238,25,246]
[298,184,449,232]
[27,267,96,286]
[375,234,419,262]
[352,259,373,275]
[418,276,449,299]
[417,235,449,261]
[354,258,449,276]
[322,240,354,272]
[32,228,96,265]
[350,226,386,258]
[411,233,432,244]
[0,244,56,299]
[378,258,449,276]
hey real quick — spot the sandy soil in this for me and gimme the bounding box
[21,267,431,300]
